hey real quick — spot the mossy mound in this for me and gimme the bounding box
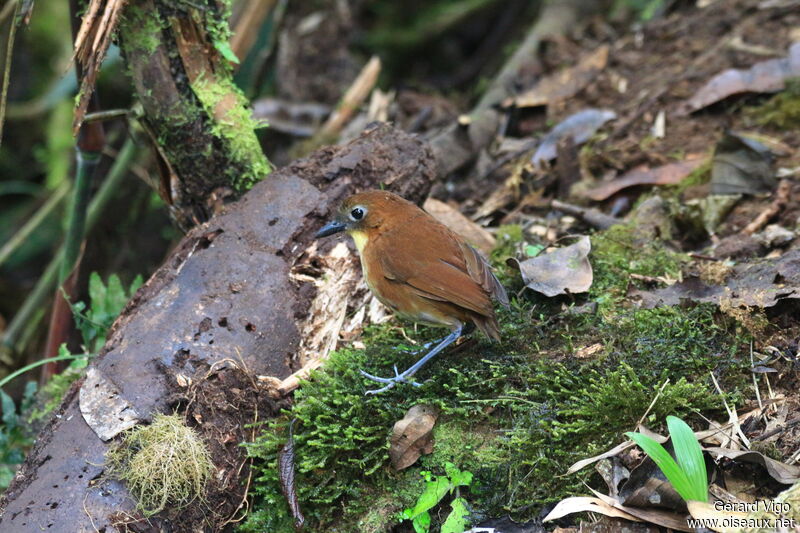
[105,413,214,517]
[241,224,749,532]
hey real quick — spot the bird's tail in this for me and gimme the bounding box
[473,313,501,341]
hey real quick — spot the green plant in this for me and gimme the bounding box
[70,272,142,353]
[401,462,473,533]
[0,383,37,489]
[626,416,708,503]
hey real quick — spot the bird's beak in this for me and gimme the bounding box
[315,220,347,238]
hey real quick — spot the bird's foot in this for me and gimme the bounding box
[359,365,422,395]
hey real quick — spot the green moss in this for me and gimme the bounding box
[747,78,800,130]
[243,299,744,531]
[190,74,271,191]
[589,223,686,308]
[119,4,163,56]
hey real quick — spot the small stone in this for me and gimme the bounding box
[754,224,795,248]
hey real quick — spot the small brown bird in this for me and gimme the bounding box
[315,190,508,394]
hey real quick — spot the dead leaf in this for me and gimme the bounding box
[710,132,775,196]
[509,45,609,108]
[704,447,800,484]
[543,496,642,523]
[590,490,693,532]
[509,236,593,297]
[424,198,496,255]
[390,404,439,471]
[532,109,617,167]
[584,156,707,201]
[680,42,800,114]
[79,367,142,441]
[629,249,800,309]
[686,500,751,533]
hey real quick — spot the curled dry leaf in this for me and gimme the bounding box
[278,420,304,529]
[680,42,800,114]
[423,198,496,255]
[704,447,800,484]
[508,45,609,108]
[710,132,775,196]
[585,155,707,201]
[509,236,593,297]
[532,109,617,167]
[390,404,439,471]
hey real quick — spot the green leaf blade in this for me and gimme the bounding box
[667,416,708,502]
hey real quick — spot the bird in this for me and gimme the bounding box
[315,190,509,394]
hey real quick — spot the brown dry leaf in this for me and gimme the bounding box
[680,42,800,114]
[509,45,609,108]
[390,404,439,471]
[686,501,750,533]
[584,155,707,201]
[630,249,800,309]
[424,198,496,255]
[509,236,593,297]
[543,496,642,523]
[590,490,693,532]
[704,447,800,484]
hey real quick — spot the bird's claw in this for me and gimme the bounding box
[359,366,422,395]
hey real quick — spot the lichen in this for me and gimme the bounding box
[105,413,214,517]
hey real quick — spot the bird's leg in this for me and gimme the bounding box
[360,325,463,395]
[396,335,447,354]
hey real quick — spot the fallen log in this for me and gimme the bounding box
[0,124,434,531]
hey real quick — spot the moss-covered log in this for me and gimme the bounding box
[118,0,271,227]
[0,124,434,532]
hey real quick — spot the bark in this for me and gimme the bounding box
[118,0,272,227]
[0,124,434,532]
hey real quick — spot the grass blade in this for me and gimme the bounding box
[667,415,708,502]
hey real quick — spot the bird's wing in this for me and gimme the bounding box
[377,223,499,317]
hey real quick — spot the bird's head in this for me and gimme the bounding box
[315,190,417,252]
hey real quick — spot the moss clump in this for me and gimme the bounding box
[119,4,163,55]
[747,78,800,130]
[589,223,686,306]
[190,74,271,191]
[105,413,214,517]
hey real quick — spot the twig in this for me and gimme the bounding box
[551,200,622,230]
[0,182,70,268]
[319,56,381,138]
[751,416,800,442]
[0,0,21,146]
[83,108,134,123]
[710,371,751,449]
[741,179,792,235]
[636,378,670,428]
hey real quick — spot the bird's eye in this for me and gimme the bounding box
[350,206,366,221]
